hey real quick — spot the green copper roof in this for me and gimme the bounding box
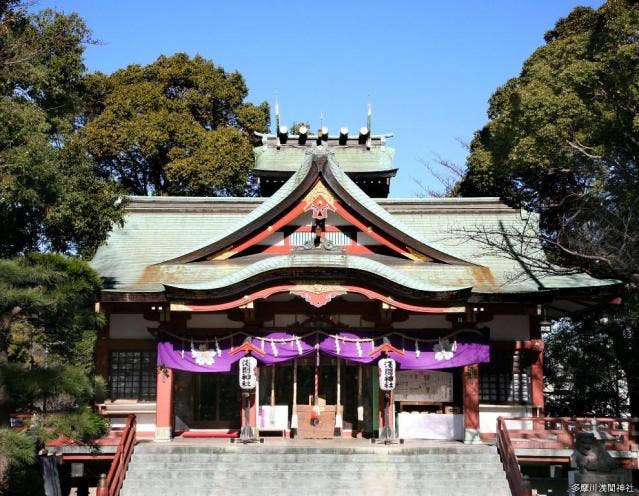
[91,150,617,297]
[164,253,470,294]
[162,149,471,265]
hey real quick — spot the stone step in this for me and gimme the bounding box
[130,452,501,463]
[124,468,505,480]
[121,488,511,496]
[126,461,503,473]
[121,442,510,496]
[120,480,511,496]
[135,444,496,455]
[125,472,508,490]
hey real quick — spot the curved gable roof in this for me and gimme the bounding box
[163,253,472,295]
[162,150,475,266]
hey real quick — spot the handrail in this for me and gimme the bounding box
[495,416,638,450]
[97,414,136,496]
[496,416,532,496]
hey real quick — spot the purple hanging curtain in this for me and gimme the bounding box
[157,330,489,373]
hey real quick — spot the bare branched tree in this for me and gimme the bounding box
[413,138,468,197]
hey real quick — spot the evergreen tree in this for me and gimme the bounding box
[77,53,270,196]
[461,0,639,416]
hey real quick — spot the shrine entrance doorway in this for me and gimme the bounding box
[258,357,373,438]
[192,372,242,429]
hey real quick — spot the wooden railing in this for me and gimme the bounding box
[498,416,639,451]
[496,416,532,496]
[97,415,136,496]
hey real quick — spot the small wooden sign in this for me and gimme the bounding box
[394,370,453,402]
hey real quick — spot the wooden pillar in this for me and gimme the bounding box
[335,360,342,436]
[463,364,480,443]
[155,367,174,441]
[529,312,545,427]
[291,360,298,435]
[531,351,544,410]
[356,364,363,436]
[96,474,107,496]
[95,313,110,381]
[531,349,544,433]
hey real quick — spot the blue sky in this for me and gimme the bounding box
[39,0,604,197]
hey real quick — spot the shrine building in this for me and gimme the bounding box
[91,125,616,443]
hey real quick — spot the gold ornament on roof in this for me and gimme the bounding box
[302,182,337,219]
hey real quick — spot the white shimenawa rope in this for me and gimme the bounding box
[164,328,479,345]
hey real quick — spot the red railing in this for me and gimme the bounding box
[97,415,136,496]
[496,416,532,496]
[498,416,639,451]
[497,416,639,495]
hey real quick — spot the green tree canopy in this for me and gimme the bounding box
[78,53,270,196]
[460,0,639,284]
[289,121,311,134]
[459,0,639,417]
[0,5,123,258]
[0,253,103,368]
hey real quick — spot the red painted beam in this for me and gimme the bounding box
[261,244,375,255]
[171,285,465,314]
[211,203,306,260]
[334,203,420,260]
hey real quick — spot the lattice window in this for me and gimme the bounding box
[109,351,156,400]
[480,350,530,404]
[325,231,354,245]
[288,229,355,246]
[290,231,314,246]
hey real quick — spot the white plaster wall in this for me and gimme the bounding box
[186,313,245,328]
[109,414,156,433]
[109,314,157,339]
[392,314,452,330]
[486,315,530,340]
[479,404,534,433]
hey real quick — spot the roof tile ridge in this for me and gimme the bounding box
[153,151,316,265]
[324,154,478,266]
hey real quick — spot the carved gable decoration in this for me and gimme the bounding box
[302,182,336,220]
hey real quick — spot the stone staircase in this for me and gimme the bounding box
[120,442,511,496]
